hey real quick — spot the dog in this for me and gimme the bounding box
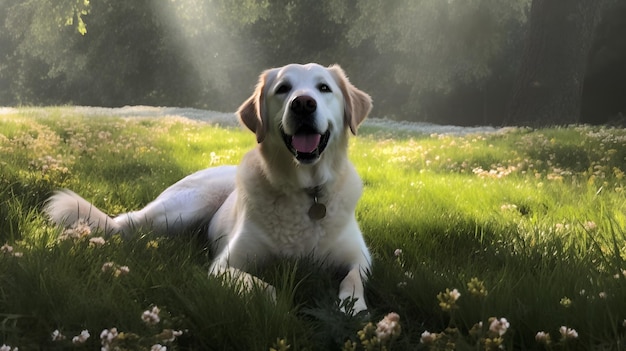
[45,63,373,313]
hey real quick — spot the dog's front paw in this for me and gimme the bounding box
[212,266,277,302]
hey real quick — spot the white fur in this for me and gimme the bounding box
[45,63,373,313]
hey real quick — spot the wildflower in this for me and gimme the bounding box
[0,344,18,351]
[51,329,66,341]
[583,221,597,231]
[342,340,357,351]
[100,328,119,345]
[1,244,23,257]
[467,277,488,298]
[59,220,91,241]
[488,317,510,337]
[437,288,461,312]
[559,326,578,340]
[394,249,403,257]
[535,331,551,345]
[357,322,380,349]
[483,336,505,351]
[102,261,115,272]
[560,296,572,307]
[269,338,290,351]
[1,243,13,254]
[146,240,160,249]
[500,203,518,211]
[449,288,461,301]
[375,312,401,342]
[469,322,483,337]
[89,236,106,246]
[151,344,167,351]
[599,292,607,299]
[102,261,130,277]
[157,329,183,343]
[142,306,161,325]
[420,330,438,344]
[72,329,90,345]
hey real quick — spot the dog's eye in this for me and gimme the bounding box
[318,83,332,93]
[275,83,292,95]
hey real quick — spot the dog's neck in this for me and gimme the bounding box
[305,185,324,199]
[305,185,326,220]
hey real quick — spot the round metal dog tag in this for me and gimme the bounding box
[308,203,326,220]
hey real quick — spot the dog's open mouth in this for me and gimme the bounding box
[281,126,331,163]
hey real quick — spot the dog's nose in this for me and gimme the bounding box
[290,95,317,115]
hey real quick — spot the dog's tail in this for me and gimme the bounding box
[44,189,123,236]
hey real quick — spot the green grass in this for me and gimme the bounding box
[1,107,626,350]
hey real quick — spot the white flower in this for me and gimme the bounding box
[449,288,461,302]
[489,317,510,336]
[142,306,161,325]
[51,329,66,341]
[0,344,18,351]
[102,262,130,277]
[59,220,92,241]
[420,330,437,344]
[102,262,115,272]
[89,237,106,246]
[559,326,578,340]
[535,331,551,344]
[583,221,597,231]
[72,329,90,345]
[151,344,167,351]
[100,328,119,344]
[394,249,403,257]
[160,329,184,342]
[375,312,401,341]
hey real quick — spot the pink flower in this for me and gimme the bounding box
[489,317,510,336]
[375,312,401,341]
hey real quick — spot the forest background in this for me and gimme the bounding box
[0,0,625,126]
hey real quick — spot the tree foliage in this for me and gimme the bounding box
[0,0,623,125]
[506,0,606,126]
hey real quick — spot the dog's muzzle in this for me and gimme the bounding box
[281,95,331,164]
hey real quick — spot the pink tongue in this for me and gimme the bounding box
[291,134,321,153]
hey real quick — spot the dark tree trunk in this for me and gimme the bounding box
[505,0,604,126]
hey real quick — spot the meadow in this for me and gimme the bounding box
[1,107,625,350]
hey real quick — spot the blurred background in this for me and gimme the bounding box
[0,0,624,126]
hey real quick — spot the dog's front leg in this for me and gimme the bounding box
[338,266,368,314]
[208,241,276,301]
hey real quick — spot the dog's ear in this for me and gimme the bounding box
[328,64,373,135]
[237,69,275,143]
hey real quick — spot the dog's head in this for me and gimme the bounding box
[237,63,372,165]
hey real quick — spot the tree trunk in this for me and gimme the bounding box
[505,0,604,126]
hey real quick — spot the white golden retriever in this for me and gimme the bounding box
[45,63,373,313]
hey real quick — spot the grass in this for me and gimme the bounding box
[1,106,626,350]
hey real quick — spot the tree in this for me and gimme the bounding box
[505,0,605,126]
[335,0,531,122]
